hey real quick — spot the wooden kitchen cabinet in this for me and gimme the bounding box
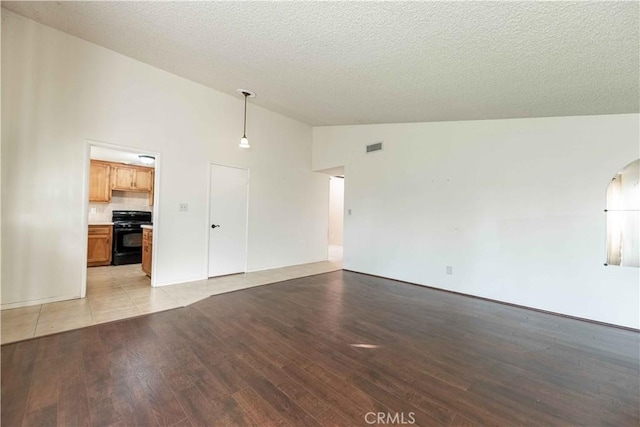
[110,166,136,191]
[89,160,111,202]
[149,170,155,206]
[142,227,153,277]
[87,225,113,267]
[89,160,154,205]
[134,168,154,192]
[111,164,154,192]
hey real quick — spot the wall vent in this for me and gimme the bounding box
[366,142,383,153]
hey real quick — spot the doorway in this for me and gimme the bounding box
[208,164,249,277]
[328,175,344,263]
[83,142,160,299]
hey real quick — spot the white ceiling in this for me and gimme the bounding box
[3,1,638,126]
[91,146,155,168]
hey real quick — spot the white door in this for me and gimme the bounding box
[208,164,248,277]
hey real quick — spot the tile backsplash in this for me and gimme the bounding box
[89,191,153,222]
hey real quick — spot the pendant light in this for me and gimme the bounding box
[237,89,255,148]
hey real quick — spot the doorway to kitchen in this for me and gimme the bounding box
[328,175,344,264]
[82,142,160,305]
[208,163,249,277]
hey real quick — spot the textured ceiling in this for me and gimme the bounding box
[3,1,639,126]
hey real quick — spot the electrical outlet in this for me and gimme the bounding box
[348,209,352,216]
[446,266,453,275]
[90,207,97,214]
[179,203,189,212]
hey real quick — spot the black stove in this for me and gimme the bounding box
[111,211,152,265]
[112,210,152,224]
[113,221,152,229]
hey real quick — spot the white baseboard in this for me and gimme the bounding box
[2,294,82,310]
[153,275,208,287]
[246,258,329,273]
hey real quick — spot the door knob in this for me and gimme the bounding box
[211,224,221,229]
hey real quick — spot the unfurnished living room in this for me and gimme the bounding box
[1,1,639,426]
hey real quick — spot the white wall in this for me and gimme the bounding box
[329,177,344,245]
[313,114,640,329]
[1,10,328,307]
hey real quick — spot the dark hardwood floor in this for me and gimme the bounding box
[2,271,639,426]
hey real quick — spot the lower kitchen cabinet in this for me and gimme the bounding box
[142,227,153,277]
[87,225,113,267]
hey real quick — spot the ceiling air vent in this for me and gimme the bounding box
[366,142,383,153]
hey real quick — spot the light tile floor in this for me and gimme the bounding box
[1,246,343,344]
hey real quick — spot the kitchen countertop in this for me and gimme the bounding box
[89,222,114,226]
[141,224,153,230]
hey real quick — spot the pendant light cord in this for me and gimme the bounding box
[243,93,248,138]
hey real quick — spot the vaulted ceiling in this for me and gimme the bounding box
[3,1,639,126]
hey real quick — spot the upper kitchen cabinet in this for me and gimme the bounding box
[111,165,135,191]
[134,168,154,192]
[89,160,111,202]
[148,170,155,206]
[111,164,154,192]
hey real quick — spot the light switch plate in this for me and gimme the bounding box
[179,203,189,212]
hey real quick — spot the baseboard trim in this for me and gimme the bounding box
[2,294,81,310]
[343,269,640,333]
[153,275,208,287]
[246,258,330,274]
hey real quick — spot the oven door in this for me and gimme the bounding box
[113,228,143,253]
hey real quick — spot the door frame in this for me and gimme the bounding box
[206,162,250,277]
[82,139,162,296]
[328,174,345,255]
